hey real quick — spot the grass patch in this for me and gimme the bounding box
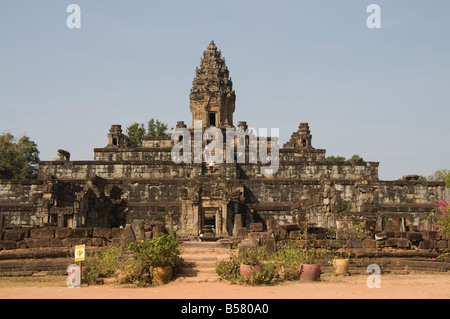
[0,275,66,288]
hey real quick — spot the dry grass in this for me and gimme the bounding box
[0,275,67,288]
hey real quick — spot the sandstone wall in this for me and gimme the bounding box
[0,180,46,203]
[376,181,443,205]
[279,149,326,162]
[39,158,379,182]
[94,148,173,162]
[0,226,124,251]
[238,161,379,180]
[0,180,47,227]
[241,179,444,231]
[38,161,201,180]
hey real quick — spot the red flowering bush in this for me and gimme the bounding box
[422,199,450,260]
[433,199,449,238]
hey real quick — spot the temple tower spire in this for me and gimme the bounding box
[190,41,236,129]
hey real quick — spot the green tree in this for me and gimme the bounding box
[126,118,169,147]
[427,169,450,188]
[325,155,346,162]
[0,133,40,179]
[147,118,169,137]
[428,169,449,182]
[126,123,146,147]
[326,154,364,162]
[347,154,363,161]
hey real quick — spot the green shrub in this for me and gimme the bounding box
[216,252,241,282]
[129,234,181,268]
[221,240,330,286]
[273,239,329,281]
[216,246,278,286]
[238,262,277,286]
[83,245,123,286]
[123,233,181,287]
[239,248,263,266]
[274,241,302,281]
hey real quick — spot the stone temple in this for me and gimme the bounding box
[0,41,445,239]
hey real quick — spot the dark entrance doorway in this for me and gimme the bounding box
[209,113,216,127]
[202,208,216,236]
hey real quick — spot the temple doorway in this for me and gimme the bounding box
[201,208,217,236]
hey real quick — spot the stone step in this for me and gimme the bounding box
[180,266,217,275]
[180,240,231,249]
[175,274,222,283]
[180,241,232,255]
[177,241,231,282]
[182,260,217,268]
[181,248,230,255]
[181,253,230,261]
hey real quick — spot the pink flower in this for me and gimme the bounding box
[432,258,436,261]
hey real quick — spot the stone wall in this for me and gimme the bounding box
[0,226,124,250]
[0,180,46,204]
[0,219,171,251]
[94,148,173,162]
[279,148,326,162]
[242,220,450,273]
[0,220,171,275]
[38,161,202,180]
[376,181,444,205]
[261,221,450,251]
[0,180,47,227]
[38,158,381,182]
[238,161,379,180]
[0,175,443,233]
[242,179,443,230]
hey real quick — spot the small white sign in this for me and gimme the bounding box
[67,264,81,288]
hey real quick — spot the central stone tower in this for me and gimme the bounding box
[190,41,236,130]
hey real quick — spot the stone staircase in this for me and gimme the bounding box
[177,240,232,283]
[201,162,221,175]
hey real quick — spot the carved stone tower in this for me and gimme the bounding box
[190,41,236,130]
[106,125,131,148]
[284,123,314,149]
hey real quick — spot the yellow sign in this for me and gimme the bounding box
[74,245,85,262]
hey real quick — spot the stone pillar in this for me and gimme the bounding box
[193,204,199,236]
[233,214,242,237]
[72,202,79,229]
[180,200,188,235]
[216,209,222,237]
[132,219,145,241]
[165,210,174,232]
[57,213,64,227]
[265,231,276,255]
[221,201,228,236]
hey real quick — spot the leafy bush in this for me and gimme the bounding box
[239,246,270,266]
[83,245,123,286]
[216,246,278,286]
[123,233,181,286]
[129,233,181,268]
[239,262,277,285]
[274,241,302,281]
[216,240,331,285]
[216,251,241,282]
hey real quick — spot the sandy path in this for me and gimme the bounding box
[0,273,449,299]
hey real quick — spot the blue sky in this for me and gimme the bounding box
[0,1,449,180]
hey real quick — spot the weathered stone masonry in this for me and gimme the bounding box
[0,41,445,243]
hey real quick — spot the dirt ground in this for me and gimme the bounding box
[0,272,449,299]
